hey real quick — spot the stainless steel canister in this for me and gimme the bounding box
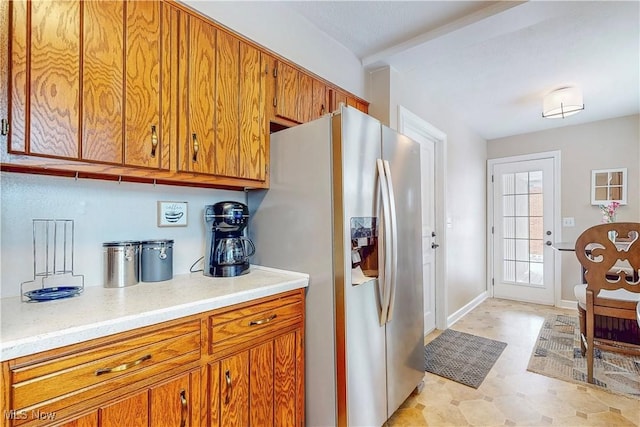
[140,239,174,282]
[103,241,141,288]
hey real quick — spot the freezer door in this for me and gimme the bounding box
[339,107,389,427]
[382,126,425,418]
[247,116,339,427]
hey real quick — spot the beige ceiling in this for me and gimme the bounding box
[279,1,640,140]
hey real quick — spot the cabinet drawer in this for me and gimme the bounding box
[210,292,303,355]
[9,320,201,417]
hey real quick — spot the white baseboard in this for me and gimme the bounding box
[557,299,578,310]
[447,291,489,327]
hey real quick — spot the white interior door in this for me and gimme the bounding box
[398,114,437,334]
[492,158,555,305]
[420,138,436,333]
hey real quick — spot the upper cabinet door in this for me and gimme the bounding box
[82,1,124,164]
[124,0,163,169]
[179,14,217,174]
[311,79,327,121]
[274,61,299,123]
[22,1,81,158]
[239,42,266,181]
[298,73,313,124]
[216,31,240,177]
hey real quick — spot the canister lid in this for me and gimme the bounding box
[140,239,174,245]
[103,240,141,247]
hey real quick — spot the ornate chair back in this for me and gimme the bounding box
[574,222,640,383]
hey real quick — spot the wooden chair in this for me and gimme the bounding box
[574,222,640,383]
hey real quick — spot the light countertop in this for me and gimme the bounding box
[0,265,309,361]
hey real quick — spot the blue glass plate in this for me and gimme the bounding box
[25,286,82,302]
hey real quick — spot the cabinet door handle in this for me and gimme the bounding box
[150,125,158,157]
[224,370,232,404]
[179,389,188,427]
[95,354,152,376]
[192,133,199,162]
[1,119,8,136]
[249,313,277,326]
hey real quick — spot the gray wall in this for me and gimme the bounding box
[487,114,640,302]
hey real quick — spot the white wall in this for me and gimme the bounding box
[0,173,243,297]
[368,67,488,318]
[487,114,640,302]
[183,1,366,99]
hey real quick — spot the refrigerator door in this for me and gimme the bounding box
[382,126,425,418]
[339,107,388,427]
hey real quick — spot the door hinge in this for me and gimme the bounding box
[1,119,8,136]
[492,278,495,286]
[491,174,494,183]
[491,226,494,234]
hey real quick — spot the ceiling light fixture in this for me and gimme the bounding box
[542,87,584,119]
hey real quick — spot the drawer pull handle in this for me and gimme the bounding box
[179,389,188,427]
[95,354,152,376]
[224,370,232,405]
[249,314,277,326]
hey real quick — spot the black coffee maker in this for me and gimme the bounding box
[204,201,255,277]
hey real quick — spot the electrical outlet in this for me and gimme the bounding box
[562,217,575,227]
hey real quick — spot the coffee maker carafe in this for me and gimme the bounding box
[204,202,255,277]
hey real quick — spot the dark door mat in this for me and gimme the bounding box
[424,328,507,388]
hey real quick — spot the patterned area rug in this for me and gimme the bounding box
[424,329,507,388]
[527,314,640,399]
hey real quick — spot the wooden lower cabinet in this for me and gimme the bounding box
[99,370,201,427]
[1,289,304,427]
[55,371,201,427]
[209,329,303,427]
[54,413,98,427]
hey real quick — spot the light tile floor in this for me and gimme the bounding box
[387,298,640,427]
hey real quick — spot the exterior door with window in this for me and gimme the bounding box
[492,158,555,305]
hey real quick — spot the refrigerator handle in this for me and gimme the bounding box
[376,159,392,326]
[383,160,398,322]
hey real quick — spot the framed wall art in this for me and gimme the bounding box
[157,201,188,227]
[591,168,627,205]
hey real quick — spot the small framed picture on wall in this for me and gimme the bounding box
[157,201,188,227]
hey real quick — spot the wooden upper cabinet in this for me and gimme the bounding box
[178,13,217,174]
[124,0,167,169]
[8,0,172,168]
[216,31,240,178]
[311,79,327,121]
[298,73,314,123]
[274,61,299,123]
[239,43,266,181]
[9,0,81,158]
[82,1,124,164]
[330,88,348,113]
[4,0,363,188]
[274,62,328,124]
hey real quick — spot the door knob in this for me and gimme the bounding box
[431,243,440,249]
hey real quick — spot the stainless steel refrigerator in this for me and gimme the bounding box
[248,106,424,427]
